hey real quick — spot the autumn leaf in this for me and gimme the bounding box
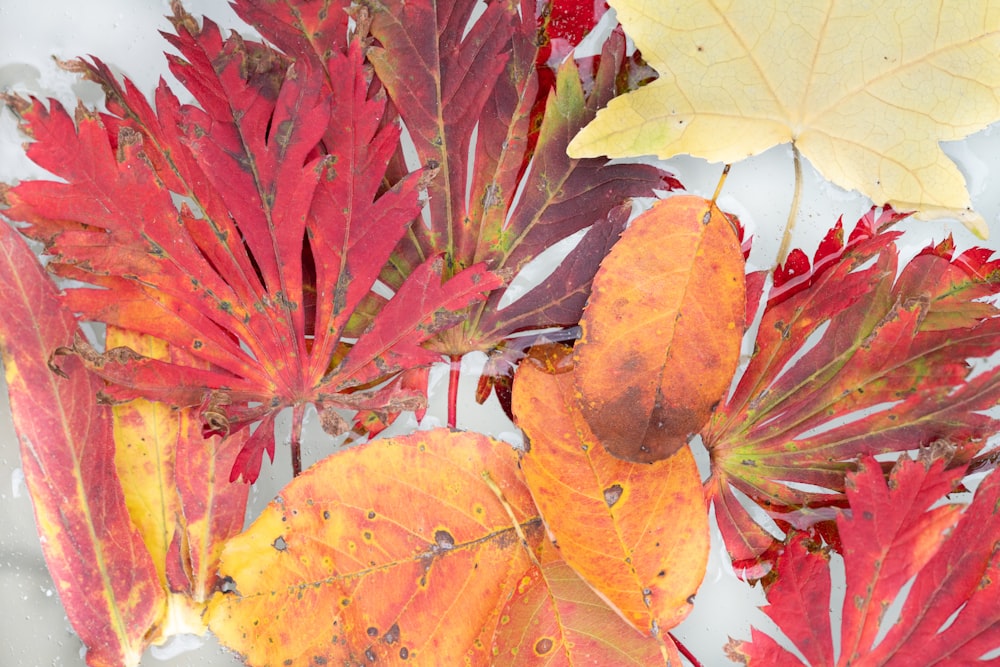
[512,344,708,636]
[107,326,249,636]
[569,0,1000,232]
[703,207,1000,566]
[1,6,500,482]
[574,195,745,463]
[726,453,1000,666]
[491,541,676,665]
[0,223,163,667]
[360,0,679,414]
[206,429,543,665]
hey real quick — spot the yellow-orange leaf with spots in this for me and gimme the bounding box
[512,345,709,636]
[573,196,745,463]
[206,429,542,665]
[569,0,1000,233]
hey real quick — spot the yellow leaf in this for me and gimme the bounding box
[108,327,249,639]
[569,0,1000,232]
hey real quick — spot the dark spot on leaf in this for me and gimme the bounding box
[603,484,623,507]
[701,210,711,225]
[534,637,554,655]
[272,536,288,551]
[863,510,874,520]
[382,623,400,644]
[687,594,696,604]
[658,570,666,578]
[742,459,756,466]
[365,647,376,662]
[323,510,330,520]
[435,530,455,550]
[192,339,203,349]
[312,657,327,665]
[364,530,373,540]
[399,647,409,660]
[367,626,378,637]
[368,511,376,519]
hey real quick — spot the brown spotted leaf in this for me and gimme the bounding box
[206,429,542,665]
[574,195,746,463]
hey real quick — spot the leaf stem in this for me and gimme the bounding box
[776,146,803,266]
[447,354,462,429]
[290,404,304,477]
[711,164,731,204]
[670,633,704,667]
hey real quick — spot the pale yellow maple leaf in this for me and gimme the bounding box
[568,0,1000,234]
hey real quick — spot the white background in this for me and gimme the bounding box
[1,1,999,665]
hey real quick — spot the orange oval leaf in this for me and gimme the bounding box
[206,429,541,665]
[574,195,746,462]
[512,345,709,636]
[492,546,677,665]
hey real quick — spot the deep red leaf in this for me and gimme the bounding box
[727,453,1000,666]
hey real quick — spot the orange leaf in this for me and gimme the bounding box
[206,429,541,665]
[492,542,678,665]
[108,326,248,635]
[0,224,162,667]
[573,195,745,462]
[512,345,709,636]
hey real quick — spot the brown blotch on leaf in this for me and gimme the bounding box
[534,637,554,655]
[382,623,400,644]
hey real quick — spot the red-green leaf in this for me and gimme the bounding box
[726,453,1000,666]
[703,207,1000,565]
[0,223,163,667]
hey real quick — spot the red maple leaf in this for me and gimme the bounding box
[703,207,1000,570]
[726,452,1000,665]
[1,6,500,482]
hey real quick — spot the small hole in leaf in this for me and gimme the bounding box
[435,530,455,550]
[272,536,288,551]
[603,484,623,507]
